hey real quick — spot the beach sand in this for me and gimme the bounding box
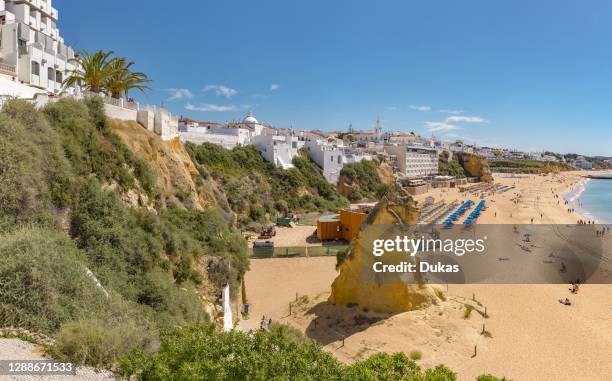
[240,171,612,381]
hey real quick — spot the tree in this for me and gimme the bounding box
[64,50,117,94]
[104,57,151,99]
[64,50,151,99]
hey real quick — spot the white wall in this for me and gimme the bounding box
[137,107,155,132]
[155,107,179,141]
[104,103,137,121]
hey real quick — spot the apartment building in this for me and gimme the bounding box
[384,144,439,179]
[0,0,79,95]
[305,138,373,183]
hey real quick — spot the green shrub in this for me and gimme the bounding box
[186,143,348,225]
[52,318,153,368]
[477,375,511,381]
[464,305,474,319]
[0,227,106,333]
[409,350,423,360]
[339,160,388,202]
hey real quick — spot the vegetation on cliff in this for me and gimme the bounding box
[438,151,466,178]
[337,159,389,202]
[186,143,348,225]
[489,159,574,174]
[0,98,247,366]
[454,152,494,182]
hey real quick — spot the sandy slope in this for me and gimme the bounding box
[241,171,612,380]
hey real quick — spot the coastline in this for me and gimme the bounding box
[565,172,612,224]
[564,177,598,223]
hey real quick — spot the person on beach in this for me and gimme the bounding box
[558,298,572,306]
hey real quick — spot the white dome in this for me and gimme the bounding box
[243,111,258,124]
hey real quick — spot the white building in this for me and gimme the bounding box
[384,144,439,179]
[178,118,250,149]
[0,0,79,96]
[346,119,385,146]
[305,138,372,183]
[448,140,474,154]
[574,156,592,170]
[251,131,299,170]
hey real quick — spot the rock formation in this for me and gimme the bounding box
[455,152,494,183]
[329,186,445,313]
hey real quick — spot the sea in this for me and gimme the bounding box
[566,174,612,224]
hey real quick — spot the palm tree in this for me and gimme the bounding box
[64,50,118,94]
[104,57,151,99]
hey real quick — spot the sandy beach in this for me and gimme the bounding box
[241,171,612,381]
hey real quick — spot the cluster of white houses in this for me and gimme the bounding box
[0,1,595,180]
[178,112,444,183]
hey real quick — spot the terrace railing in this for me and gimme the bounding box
[0,63,16,77]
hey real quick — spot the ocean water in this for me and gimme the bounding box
[572,175,612,224]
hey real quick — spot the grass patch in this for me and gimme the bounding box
[463,305,474,319]
[409,350,423,360]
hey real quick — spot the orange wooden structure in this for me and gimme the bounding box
[316,209,368,241]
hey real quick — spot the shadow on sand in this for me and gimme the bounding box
[302,301,393,346]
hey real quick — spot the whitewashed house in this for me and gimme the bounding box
[305,138,372,183]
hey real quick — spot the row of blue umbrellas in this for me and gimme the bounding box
[419,202,447,222]
[463,200,485,225]
[429,203,459,224]
[443,200,474,225]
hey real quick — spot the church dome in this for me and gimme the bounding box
[243,111,258,124]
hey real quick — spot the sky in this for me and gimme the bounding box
[58,0,612,156]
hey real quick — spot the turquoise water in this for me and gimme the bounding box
[577,175,612,223]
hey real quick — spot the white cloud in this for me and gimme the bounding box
[167,88,193,101]
[270,84,280,91]
[445,115,487,123]
[185,103,250,112]
[409,105,431,112]
[439,109,464,115]
[425,122,457,132]
[203,85,238,98]
[385,106,397,111]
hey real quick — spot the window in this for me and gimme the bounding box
[31,61,40,76]
[56,71,63,83]
[331,156,334,162]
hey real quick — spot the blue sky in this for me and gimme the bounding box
[59,0,612,156]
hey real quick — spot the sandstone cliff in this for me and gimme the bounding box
[329,186,445,313]
[108,119,218,210]
[454,152,494,182]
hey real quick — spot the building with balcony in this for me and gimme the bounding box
[384,144,439,179]
[0,0,79,96]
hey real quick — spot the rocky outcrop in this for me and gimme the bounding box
[455,152,494,183]
[329,186,445,313]
[108,119,218,210]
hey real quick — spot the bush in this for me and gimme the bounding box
[0,227,106,333]
[339,160,388,202]
[121,324,343,381]
[409,350,423,360]
[52,318,153,368]
[477,375,511,381]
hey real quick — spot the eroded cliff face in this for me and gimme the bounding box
[108,119,218,210]
[329,186,445,313]
[455,152,494,183]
